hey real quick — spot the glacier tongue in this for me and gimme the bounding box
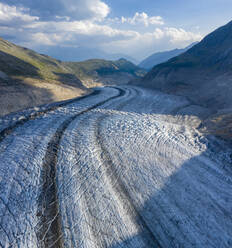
[0,86,231,247]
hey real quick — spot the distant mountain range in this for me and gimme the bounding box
[38,45,139,64]
[139,42,198,70]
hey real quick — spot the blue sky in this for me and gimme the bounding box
[106,0,232,31]
[0,0,231,61]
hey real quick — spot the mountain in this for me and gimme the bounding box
[38,45,139,64]
[65,58,146,86]
[136,21,232,111]
[0,37,89,116]
[133,21,232,139]
[0,39,80,84]
[139,42,198,70]
[0,38,144,116]
[108,54,139,65]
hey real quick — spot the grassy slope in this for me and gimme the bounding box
[0,37,89,116]
[64,58,146,84]
[0,38,62,79]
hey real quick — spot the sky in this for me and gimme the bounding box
[0,0,231,62]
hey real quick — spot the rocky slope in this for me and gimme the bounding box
[139,42,198,70]
[138,21,232,110]
[133,20,232,139]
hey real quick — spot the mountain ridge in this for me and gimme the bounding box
[139,42,198,70]
[136,20,232,111]
[38,45,139,64]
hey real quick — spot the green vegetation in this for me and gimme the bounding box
[0,37,75,82]
[64,58,146,80]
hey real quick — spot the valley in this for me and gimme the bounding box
[0,11,232,248]
[0,38,145,116]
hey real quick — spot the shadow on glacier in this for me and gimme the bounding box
[110,139,232,248]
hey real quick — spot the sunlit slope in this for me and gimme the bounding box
[0,37,88,116]
[0,37,84,84]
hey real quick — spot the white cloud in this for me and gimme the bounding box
[61,0,110,21]
[0,3,39,23]
[55,16,71,21]
[88,0,110,21]
[0,2,203,60]
[165,27,202,43]
[101,28,202,60]
[121,12,164,26]
[24,20,137,40]
[31,33,55,46]
[0,0,110,22]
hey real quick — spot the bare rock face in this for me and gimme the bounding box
[134,20,232,112]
